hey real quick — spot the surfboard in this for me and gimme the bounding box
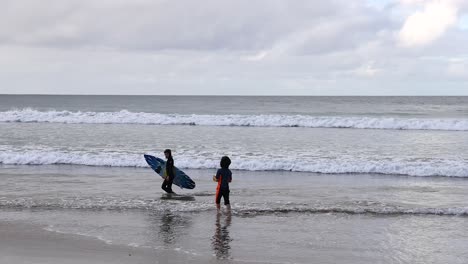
[143,154,196,189]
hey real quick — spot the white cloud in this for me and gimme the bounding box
[398,1,459,47]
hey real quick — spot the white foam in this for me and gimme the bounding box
[1,108,468,131]
[0,149,146,167]
[234,205,468,216]
[1,149,467,177]
[43,226,115,245]
[3,198,467,216]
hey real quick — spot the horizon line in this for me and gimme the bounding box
[1,94,467,97]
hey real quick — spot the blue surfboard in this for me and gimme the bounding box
[144,154,195,189]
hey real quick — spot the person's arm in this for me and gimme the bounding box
[228,173,232,183]
[166,158,175,178]
[214,169,221,182]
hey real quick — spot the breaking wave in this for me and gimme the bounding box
[1,109,468,131]
[1,149,467,177]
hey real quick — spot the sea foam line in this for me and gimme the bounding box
[1,150,467,177]
[1,108,468,131]
[0,197,467,216]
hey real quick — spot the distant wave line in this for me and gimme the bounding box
[1,108,468,131]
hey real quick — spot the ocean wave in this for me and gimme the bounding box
[0,197,466,216]
[1,108,468,131]
[236,207,468,217]
[1,149,467,177]
[0,197,209,211]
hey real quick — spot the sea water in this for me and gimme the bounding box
[1,95,467,263]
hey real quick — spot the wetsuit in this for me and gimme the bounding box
[162,157,175,193]
[215,168,232,205]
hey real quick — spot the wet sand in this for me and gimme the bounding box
[0,221,154,264]
[0,216,275,264]
[0,221,233,264]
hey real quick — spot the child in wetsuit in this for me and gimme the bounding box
[213,156,232,209]
[161,149,175,193]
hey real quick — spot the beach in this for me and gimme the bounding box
[3,0,468,261]
[1,165,468,263]
[1,95,468,263]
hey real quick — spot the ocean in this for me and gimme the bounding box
[1,95,467,263]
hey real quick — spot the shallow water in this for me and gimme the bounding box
[1,95,467,263]
[1,166,468,263]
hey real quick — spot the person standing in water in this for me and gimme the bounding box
[213,156,232,209]
[161,149,175,193]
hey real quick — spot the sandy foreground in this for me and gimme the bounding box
[0,220,221,264]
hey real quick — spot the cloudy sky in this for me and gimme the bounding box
[1,0,468,95]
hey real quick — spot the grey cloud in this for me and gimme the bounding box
[0,0,391,53]
[1,0,467,95]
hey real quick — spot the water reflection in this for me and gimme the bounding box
[212,209,232,260]
[151,210,190,246]
[159,211,177,245]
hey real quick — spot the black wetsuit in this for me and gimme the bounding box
[161,157,175,193]
[215,168,232,205]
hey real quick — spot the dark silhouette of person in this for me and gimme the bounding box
[212,209,232,260]
[161,149,175,193]
[214,156,232,209]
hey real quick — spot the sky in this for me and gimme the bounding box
[1,0,468,95]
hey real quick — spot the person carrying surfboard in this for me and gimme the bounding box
[161,149,175,193]
[213,156,232,209]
